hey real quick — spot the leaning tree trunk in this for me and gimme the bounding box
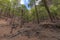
[42,0,54,22]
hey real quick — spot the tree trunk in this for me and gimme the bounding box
[20,9,24,28]
[34,0,40,24]
[42,0,54,22]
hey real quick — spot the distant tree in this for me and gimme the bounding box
[30,0,40,24]
[42,0,54,22]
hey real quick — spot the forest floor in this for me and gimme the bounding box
[0,18,60,40]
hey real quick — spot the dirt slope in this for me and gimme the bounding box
[0,19,60,40]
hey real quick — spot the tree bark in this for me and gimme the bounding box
[34,0,40,24]
[42,0,54,22]
[20,9,24,28]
